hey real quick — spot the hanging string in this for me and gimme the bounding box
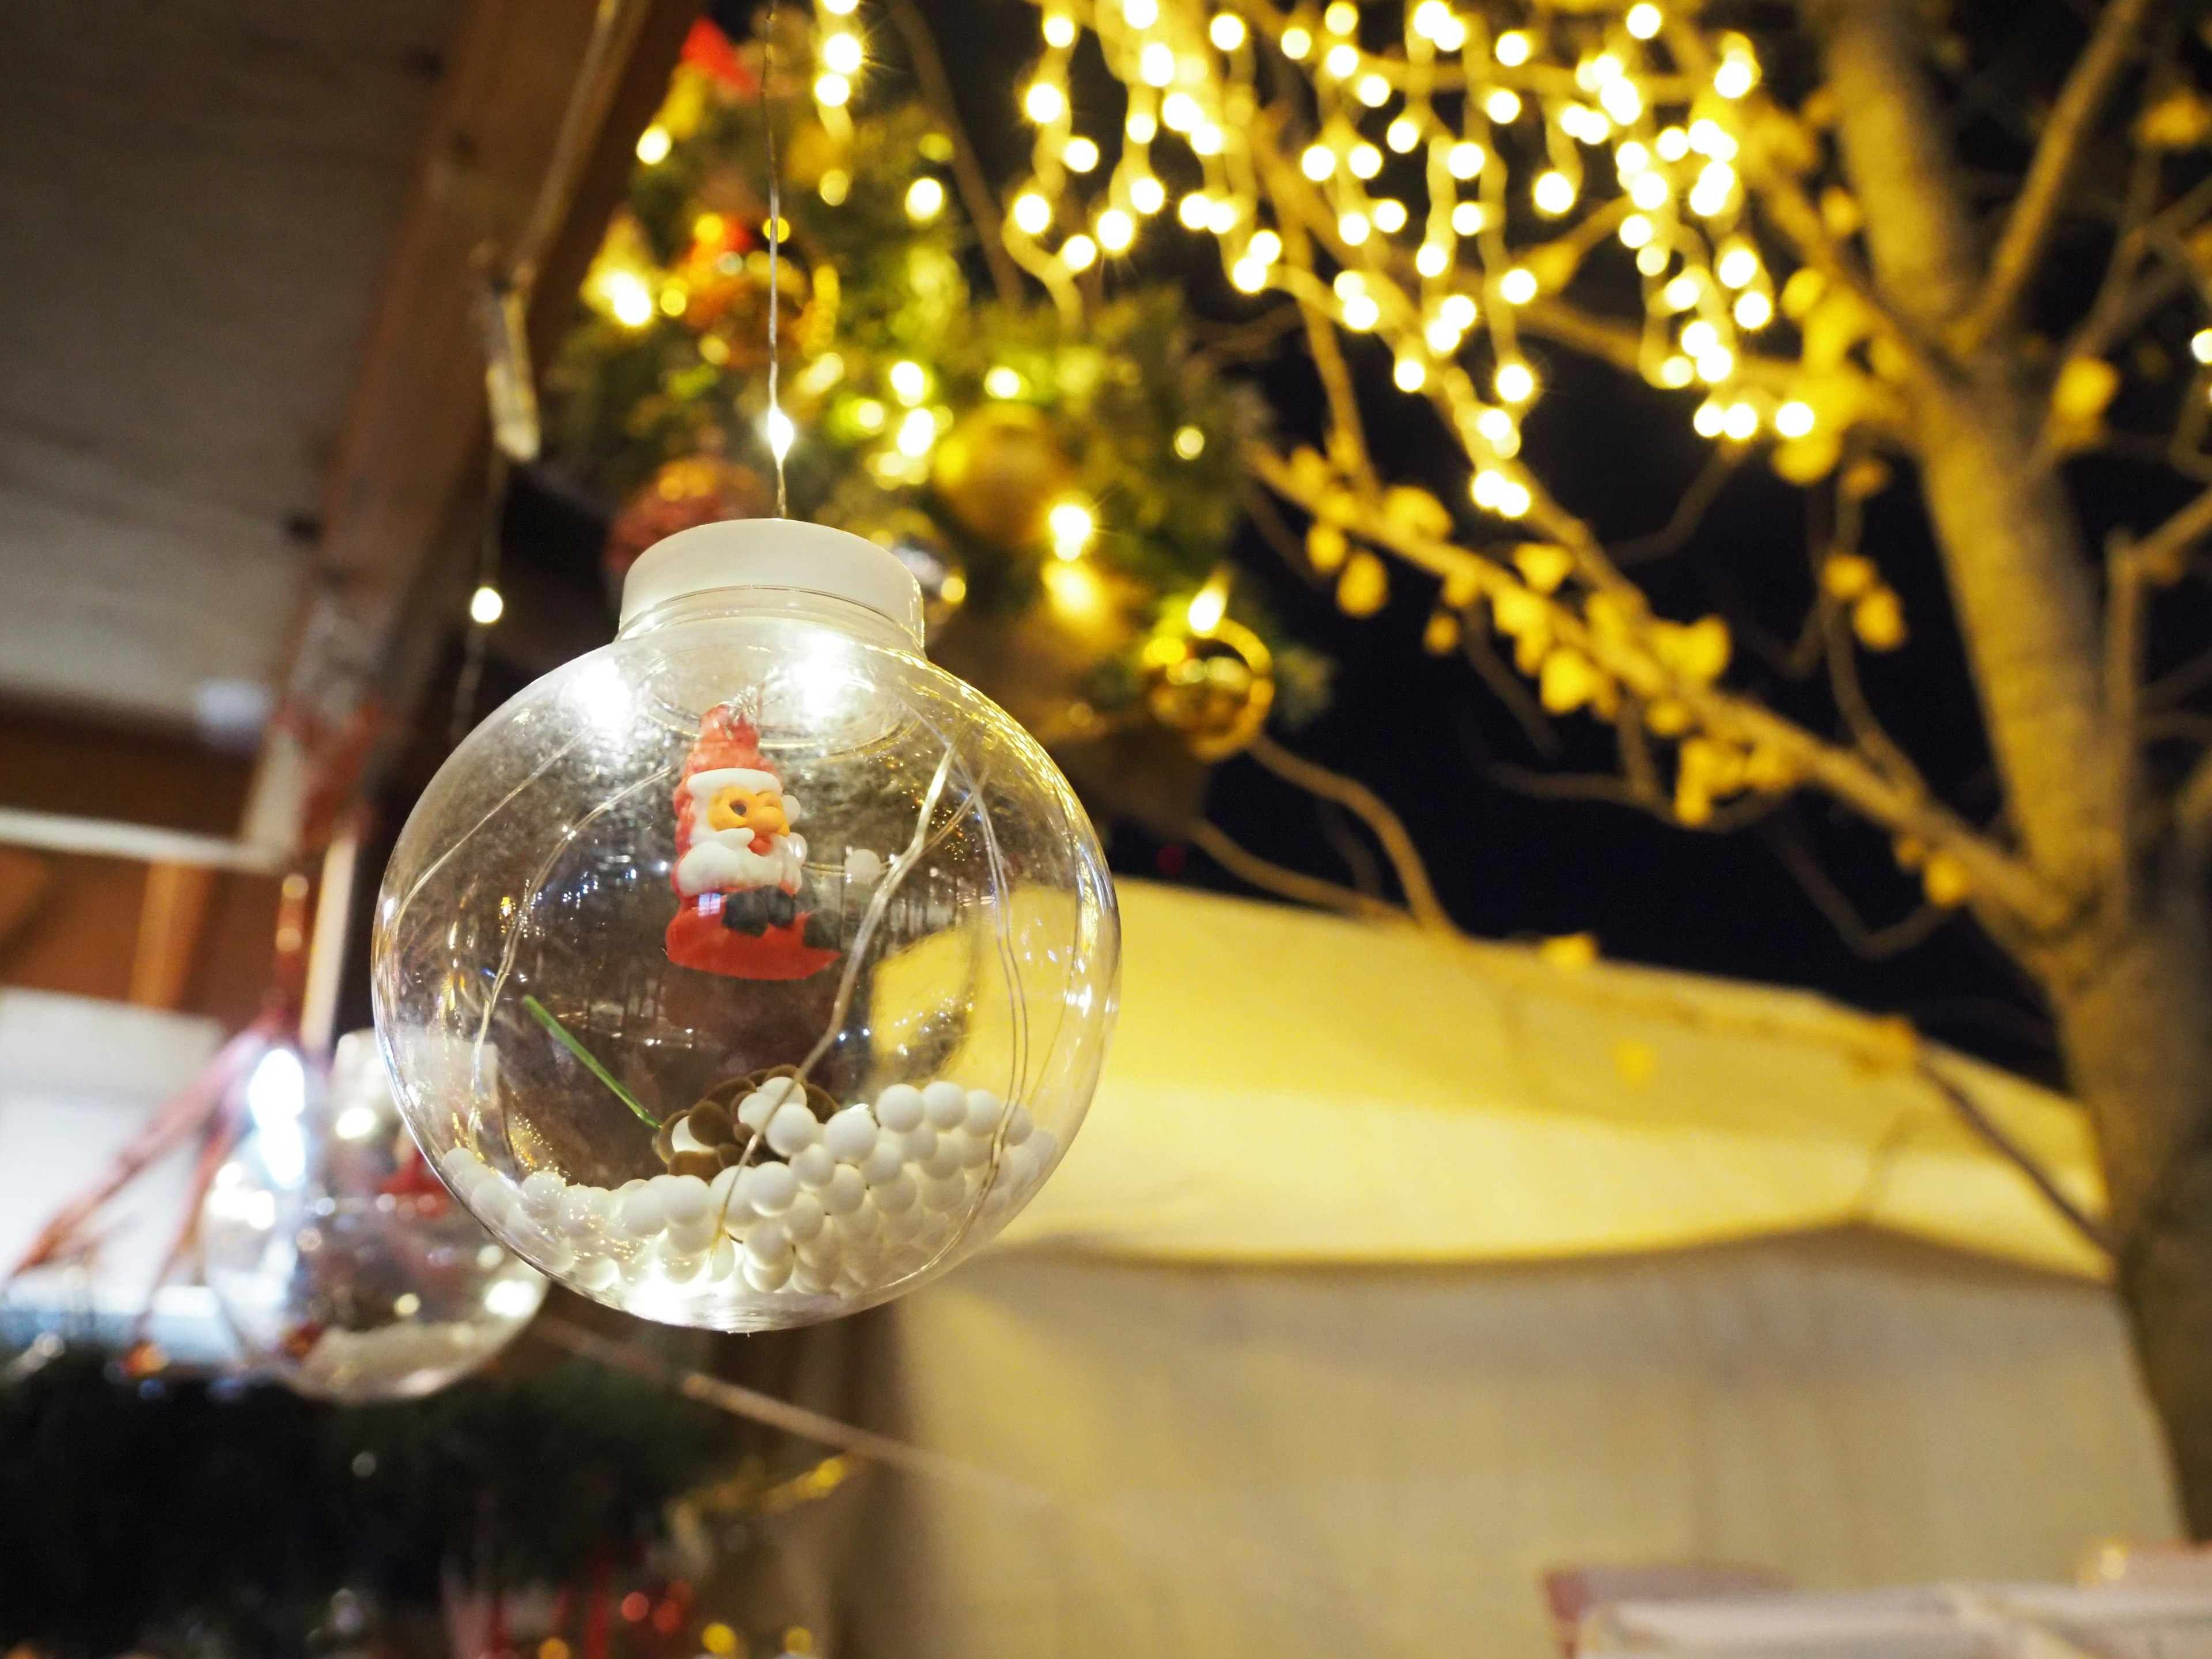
[759,0,789,518]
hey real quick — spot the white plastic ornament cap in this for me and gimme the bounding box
[619,518,926,643]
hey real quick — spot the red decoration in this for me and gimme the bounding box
[665,707,839,980]
[680,19,751,94]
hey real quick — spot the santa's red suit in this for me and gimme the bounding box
[664,706,840,980]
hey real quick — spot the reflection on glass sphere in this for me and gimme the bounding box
[372,522,1119,1331]
[200,1031,547,1402]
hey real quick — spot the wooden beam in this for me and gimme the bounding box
[128,863,218,1010]
[243,0,700,860]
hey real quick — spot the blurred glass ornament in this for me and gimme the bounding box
[373,520,1118,1331]
[200,1031,547,1402]
[930,404,1078,551]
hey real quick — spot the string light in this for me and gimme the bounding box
[984,366,1024,398]
[1042,12,1077,48]
[1048,498,1096,559]
[1065,136,1100,172]
[814,73,850,107]
[1302,144,1337,180]
[1209,12,1245,49]
[1281,24,1312,59]
[1494,30,1532,66]
[821,32,863,74]
[1024,81,1065,123]
[1097,208,1135,252]
[1012,191,1052,234]
[1349,142,1383,179]
[1124,0,1160,24]
[1775,401,1816,438]
[1626,3,1662,39]
[469,585,504,625]
[1499,267,1537,304]
[1495,362,1536,403]
[1062,233,1099,271]
[905,177,945,221]
[1131,176,1166,214]
[889,359,929,404]
[1533,171,1576,214]
[635,126,672,164]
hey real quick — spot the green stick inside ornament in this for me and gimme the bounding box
[521,994,659,1127]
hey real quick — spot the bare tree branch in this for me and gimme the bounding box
[1248,442,2077,933]
[1486,760,1782,832]
[1613,451,1743,567]
[882,0,1022,308]
[1758,814,1952,960]
[1247,733,1457,933]
[1187,819,1412,926]
[1461,628,1563,758]
[1957,0,2159,353]
[1824,604,1927,793]
[1918,1055,2113,1255]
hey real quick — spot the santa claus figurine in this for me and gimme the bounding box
[664,704,841,980]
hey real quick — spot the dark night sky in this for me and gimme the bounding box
[368,0,2212,1090]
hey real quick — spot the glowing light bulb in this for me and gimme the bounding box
[1475,408,1516,446]
[1662,274,1702,310]
[1658,355,1694,388]
[906,177,945,221]
[1062,233,1099,271]
[1533,171,1576,214]
[1302,143,1337,180]
[1124,0,1160,24]
[1498,267,1537,304]
[1440,293,1477,329]
[1447,141,1484,179]
[1128,108,1158,142]
[1775,401,1815,438]
[1722,401,1759,440]
[896,406,938,456]
[1173,425,1206,459]
[1485,89,1522,123]
[1629,171,1670,210]
[1049,498,1096,559]
[1714,58,1756,99]
[1387,116,1421,153]
[1680,319,1718,357]
[1620,214,1653,249]
[1178,191,1211,229]
[1349,142,1382,178]
[1043,12,1077,47]
[1338,211,1371,245]
[1342,293,1381,329]
[1693,398,1725,437]
[824,0,857,11]
[853,398,886,433]
[1131,175,1166,214]
[1161,92,1202,132]
[1325,43,1359,78]
[1097,207,1135,251]
[1232,259,1268,292]
[1013,191,1053,235]
[2194,329,2212,363]
[1025,81,1066,123]
[1372,199,1407,233]
[1627,3,1662,39]
[1426,318,1461,353]
[1616,140,1650,176]
[1395,356,1428,392]
[889,359,929,403]
[765,407,795,460]
[1210,12,1247,48]
[1599,78,1642,123]
[469,585,503,626]
[819,169,850,205]
[1248,229,1282,263]
[603,270,653,327]
[1452,202,1487,234]
[1494,31,1532,66]
[1282,25,1312,58]
[1696,347,1735,382]
[1656,126,1691,161]
[815,73,851,107]
[1716,246,1759,287]
[1141,42,1175,86]
[822,32,863,74]
[1356,73,1391,107]
[1187,582,1227,632]
[1733,290,1772,328]
[1065,136,1100,172]
[1495,361,1536,403]
[634,126,671,165]
[985,366,1024,399]
[1324,1,1359,32]
[1416,241,1449,276]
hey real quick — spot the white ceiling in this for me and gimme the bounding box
[0,0,457,734]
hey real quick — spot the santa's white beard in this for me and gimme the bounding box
[675,827,806,896]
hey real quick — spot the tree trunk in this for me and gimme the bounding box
[2044,891,2212,1535]
[1807,0,2212,1531]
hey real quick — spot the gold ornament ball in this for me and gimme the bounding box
[930,403,1078,551]
[1142,619,1275,760]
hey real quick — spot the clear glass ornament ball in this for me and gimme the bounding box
[200,1031,547,1402]
[370,521,1119,1332]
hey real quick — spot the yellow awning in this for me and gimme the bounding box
[999,881,2105,1278]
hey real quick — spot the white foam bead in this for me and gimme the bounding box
[963,1090,1003,1133]
[660,1173,713,1225]
[662,1251,704,1283]
[748,1161,799,1215]
[859,1137,906,1185]
[783,1190,826,1241]
[1028,1129,1060,1166]
[874,1084,925,1132]
[1003,1105,1034,1146]
[793,1260,836,1295]
[763,1075,804,1105]
[823,1106,878,1163]
[618,1184,666,1238]
[821,1165,866,1215]
[709,1164,741,1210]
[766,1101,822,1157]
[841,1196,882,1237]
[520,1169,566,1215]
[874,1172,918,1214]
[921,1142,964,1180]
[921,1172,968,1213]
[735,1090,777,1132]
[952,1130,993,1170]
[666,1214,719,1256]
[574,1256,619,1291]
[796,1234,841,1272]
[558,1188,603,1239]
[745,1218,793,1264]
[709,1239,738,1280]
[743,1253,793,1292]
[922,1081,968,1129]
[901,1124,939,1165]
[790,1143,838,1188]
